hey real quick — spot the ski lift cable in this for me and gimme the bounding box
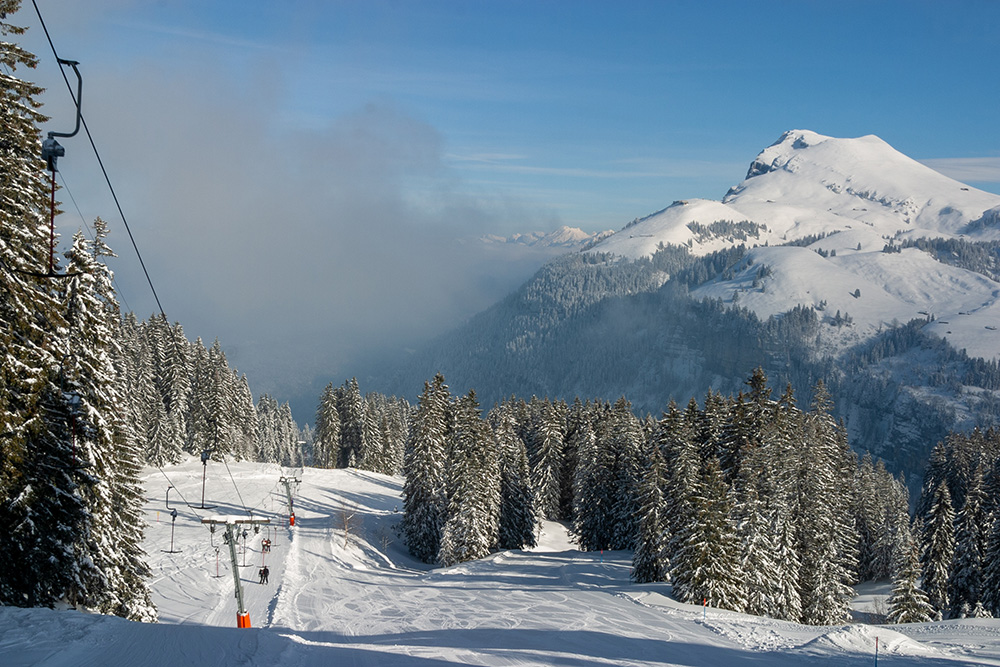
[221,456,250,517]
[245,480,282,516]
[155,466,206,523]
[30,0,166,318]
[55,170,133,314]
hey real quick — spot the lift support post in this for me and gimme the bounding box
[278,476,300,526]
[201,516,270,628]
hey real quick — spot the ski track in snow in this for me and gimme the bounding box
[1,459,999,666]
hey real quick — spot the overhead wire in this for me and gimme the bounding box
[55,170,133,314]
[221,456,250,517]
[30,0,166,318]
[155,466,205,523]
[27,1,268,533]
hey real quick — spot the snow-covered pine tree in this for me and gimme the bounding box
[185,337,213,454]
[982,514,1000,617]
[670,456,745,612]
[794,381,856,625]
[528,398,564,521]
[572,401,615,552]
[439,390,500,566]
[948,467,987,618]
[886,521,934,624]
[402,373,450,563]
[606,397,643,550]
[632,427,669,583]
[558,397,589,520]
[359,393,384,473]
[0,6,96,611]
[661,400,700,567]
[337,378,366,468]
[920,480,954,619]
[493,403,536,550]
[61,223,156,620]
[313,383,340,468]
[160,321,190,454]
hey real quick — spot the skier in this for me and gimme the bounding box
[262,566,270,584]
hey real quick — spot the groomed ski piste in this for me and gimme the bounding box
[2,458,999,666]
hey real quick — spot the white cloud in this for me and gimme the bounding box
[921,157,1000,183]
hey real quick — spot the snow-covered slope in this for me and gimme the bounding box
[588,130,1000,359]
[1,459,999,666]
[590,130,1000,261]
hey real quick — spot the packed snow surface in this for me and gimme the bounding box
[2,459,999,666]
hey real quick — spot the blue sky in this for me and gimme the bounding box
[14,0,1000,418]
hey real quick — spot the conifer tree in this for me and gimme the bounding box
[402,374,450,563]
[920,480,954,618]
[632,430,669,583]
[607,397,644,550]
[670,457,745,612]
[886,522,934,624]
[948,468,986,618]
[661,401,700,565]
[337,378,366,468]
[794,381,856,625]
[529,399,564,521]
[572,403,615,552]
[493,404,536,550]
[62,224,156,620]
[982,514,1000,617]
[559,398,588,520]
[0,7,100,612]
[439,390,500,566]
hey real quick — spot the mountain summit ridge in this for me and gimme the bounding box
[591,129,1000,261]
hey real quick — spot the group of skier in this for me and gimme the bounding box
[258,566,270,584]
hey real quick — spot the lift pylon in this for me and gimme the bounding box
[278,476,300,526]
[201,515,270,628]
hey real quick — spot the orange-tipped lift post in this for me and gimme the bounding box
[279,476,300,527]
[201,516,270,628]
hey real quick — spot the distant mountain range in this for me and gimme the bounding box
[373,130,1000,484]
[478,225,614,250]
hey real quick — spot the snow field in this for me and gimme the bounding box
[1,458,999,666]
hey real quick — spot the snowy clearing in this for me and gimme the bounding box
[1,458,998,666]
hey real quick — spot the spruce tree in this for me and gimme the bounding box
[886,522,934,624]
[670,457,745,612]
[920,480,954,618]
[572,403,614,552]
[528,399,564,521]
[948,468,986,618]
[632,429,669,583]
[62,224,156,620]
[402,374,450,563]
[493,404,536,550]
[439,390,500,566]
[982,514,1000,617]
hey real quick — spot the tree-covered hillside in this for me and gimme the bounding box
[375,242,1000,485]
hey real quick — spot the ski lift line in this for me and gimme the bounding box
[30,0,166,319]
[221,456,250,518]
[154,466,207,523]
[55,171,133,314]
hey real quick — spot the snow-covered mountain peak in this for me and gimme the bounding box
[480,225,612,249]
[589,130,1000,262]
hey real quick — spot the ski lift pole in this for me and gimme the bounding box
[201,516,270,628]
[39,58,82,275]
[279,476,300,526]
[197,449,216,509]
